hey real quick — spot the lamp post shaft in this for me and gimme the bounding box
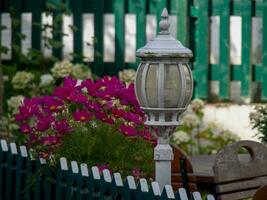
[154,136,173,190]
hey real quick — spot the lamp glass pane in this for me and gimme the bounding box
[135,63,145,106]
[164,64,181,108]
[183,64,193,106]
[145,64,158,107]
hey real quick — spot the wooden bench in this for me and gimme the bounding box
[190,140,267,200]
[171,145,198,192]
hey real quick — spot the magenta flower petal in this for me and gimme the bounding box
[73,109,93,122]
[119,124,138,136]
[43,96,63,112]
[20,124,31,134]
[36,115,55,132]
[54,119,71,134]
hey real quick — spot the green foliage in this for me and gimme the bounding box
[250,105,267,143]
[56,123,154,178]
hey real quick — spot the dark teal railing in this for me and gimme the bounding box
[0,139,215,200]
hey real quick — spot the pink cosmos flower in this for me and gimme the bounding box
[73,109,93,122]
[20,124,31,134]
[43,96,63,112]
[95,112,114,125]
[81,79,99,97]
[97,164,110,173]
[119,124,138,136]
[53,87,72,101]
[68,91,88,104]
[54,119,71,134]
[123,112,143,125]
[40,135,59,145]
[132,168,141,178]
[87,102,101,112]
[15,98,42,122]
[112,109,126,118]
[36,115,55,132]
[63,77,78,88]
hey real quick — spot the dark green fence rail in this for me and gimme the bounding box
[0,139,215,200]
[0,0,266,100]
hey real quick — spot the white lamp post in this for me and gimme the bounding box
[134,8,193,190]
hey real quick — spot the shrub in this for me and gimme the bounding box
[250,105,267,143]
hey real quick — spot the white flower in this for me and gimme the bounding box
[51,60,73,78]
[172,130,190,144]
[207,122,224,135]
[190,99,204,112]
[180,112,200,128]
[71,64,92,80]
[39,74,54,87]
[119,69,136,85]
[12,71,34,89]
[7,95,25,113]
[3,75,9,82]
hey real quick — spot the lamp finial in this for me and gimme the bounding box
[159,8,170,34]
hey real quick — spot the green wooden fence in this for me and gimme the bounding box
[190,0,267,100]
[0,0,266,100]
[0,139,215,200]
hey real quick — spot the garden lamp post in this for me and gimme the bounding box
[134,8,193,190]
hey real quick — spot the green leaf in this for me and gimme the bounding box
[0,46,9,54]
[47,38,63,48]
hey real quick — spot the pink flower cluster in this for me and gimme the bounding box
[15,76,151,155]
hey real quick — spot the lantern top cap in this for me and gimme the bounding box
[136,8,193,58]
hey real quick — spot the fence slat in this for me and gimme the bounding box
[193,0,209,98]
[34,158,47,200]
[113,0,125,74]
[0,140,8,200]
[240,0,252,99]
[149,0,167,32]
[150,181,161,199]
[79,163,90,199]
[55,157,69,200]
[68,161,81,200]
[5,143,18,200]
[128,0,146,67]
[112,172,124,199]
[123,175,137,199]
[177,0,189,46]
[31,0,43,51]
[9,0,22,61]
[136,178,150,199]
[161,185,175,199]
[262,0,267,100]
[192,191,202,200]
[218,0,230,99]
[50,0,63,59]
[25,159,36,200]
[101,169,113,198]
[70,0,83,63]
[92,0,104,76]
[15,145,28,200]
[177,188,188,200]
[206,194,216,200]
[89,166,101,198]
